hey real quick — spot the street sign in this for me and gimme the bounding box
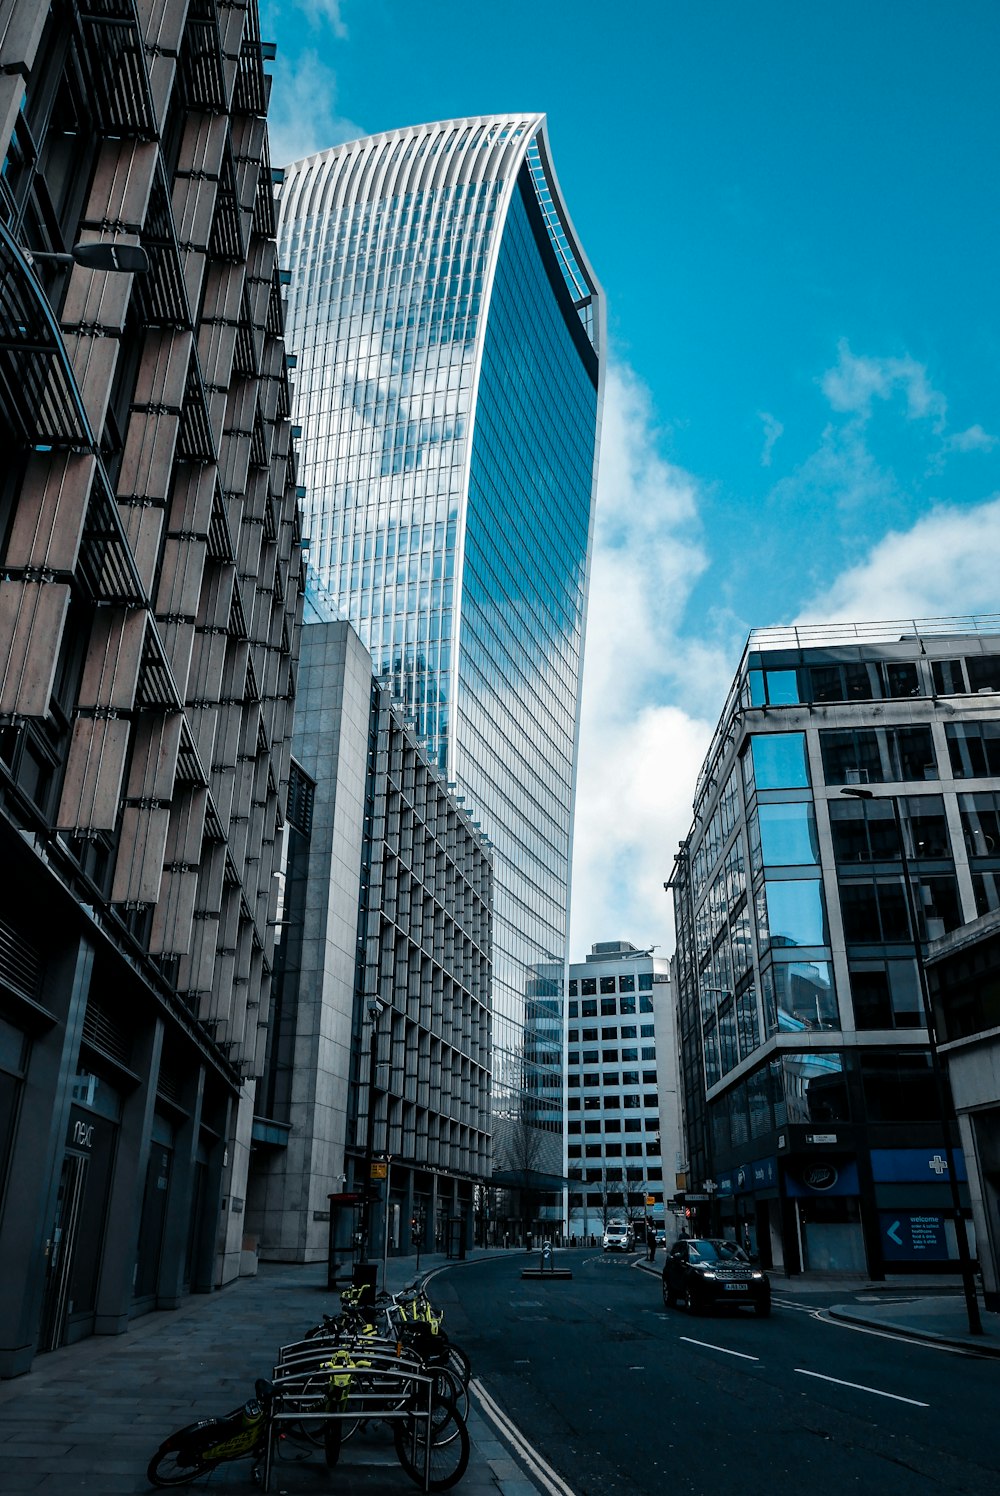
[370,1161,388,1180]
[646,1195,655,1206]
[684,1193,709,1202]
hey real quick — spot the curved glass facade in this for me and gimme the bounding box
[279,117,603,1175]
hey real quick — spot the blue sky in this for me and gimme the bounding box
[261,0,1000,956]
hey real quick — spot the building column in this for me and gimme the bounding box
[92,1014,164,1335]
[0,930,94,1377]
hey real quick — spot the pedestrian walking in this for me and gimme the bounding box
[646,1221,657,1262]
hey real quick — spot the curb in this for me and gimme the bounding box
[827,1304,1000,1357]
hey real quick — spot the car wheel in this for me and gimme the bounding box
[684,1289,701,1315]
[662,1280,677,1310]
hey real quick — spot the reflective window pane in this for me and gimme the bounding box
[757,802,820,865]
[749,733,810,789]
[763,878,827,947]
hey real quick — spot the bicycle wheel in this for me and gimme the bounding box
[393,1407,470,1492]
[426,1366,467,1436]
[146,1443,212,1487]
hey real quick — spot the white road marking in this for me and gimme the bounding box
[679,1337,760,1361]
[794,1367,929,1406]
[471,1378,579,1496]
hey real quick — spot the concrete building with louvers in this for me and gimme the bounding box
[0,0,302,1375]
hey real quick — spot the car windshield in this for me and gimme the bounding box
[688,1240,749,1264]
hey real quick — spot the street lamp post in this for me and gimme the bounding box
[842,787,983,1335]
[360,996,384,1266]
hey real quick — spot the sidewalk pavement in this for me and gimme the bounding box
[0,1249,543,1496]
[637,1257,1000,1357]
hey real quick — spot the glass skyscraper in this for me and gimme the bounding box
[278,116,603,1180]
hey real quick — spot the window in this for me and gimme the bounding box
[966,656,1000,694]
[932,658,967,695]
[765,669,800,704]
[820,728,881,785]
[568,980,578,996]
[747,733,810,790]
[581,999,597,1017]
[582,1049,598,1064]
[624,1118,642,1132]
[810,662,875,703]
[603,1072,620,1086]
[583,1073,600,1087]
[621,1046,637,1061]
[755,802,820,867]
[947,721,1000,778]
[605,1118,621,1133]
[625,1142,644,1157]
[568,1121,581,1134]
[582,1027,598,1041]
[568,1144,582,1159]
[639,994,654,1013]
[600,997,616,1015]
[620,1025,637,1039]
[622,1070,639,1085]
[960,792,1000,857]
[840,878,909,942]
[782,1052,849,1123]
[644,1116,660,1132]
[623,1094,641,1109]
[599,976,616,994]
[585,1143,601,1157]
[640,1024,654,1037]
[581,978,596,995]
[567,1051,579,1065]
[602,1048,618,1062]
[567,1029,579,1042]
[880,661,920,698]
[761,878,827,947]
[850,960,922,1028]
[861,1053,937,1121]
[773,960,838,1029]
[620,995,636,1014]
[641,1046,656,1060]
[584,1096,601,1110]
[619,974,635,992]
[567,1001,578,1018]
[638,973,653,991]
[605,1142,622,1157]
[567,1097,580,1110]
[601,1025,616,1039]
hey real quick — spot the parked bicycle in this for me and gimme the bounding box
[146,1377,274,1486]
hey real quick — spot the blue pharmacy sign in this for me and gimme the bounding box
[879,1211,949,1262]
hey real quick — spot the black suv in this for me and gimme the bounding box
[661,1237,771,1317]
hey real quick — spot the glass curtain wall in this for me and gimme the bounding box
[278,118,603,1178]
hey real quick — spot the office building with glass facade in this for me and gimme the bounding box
[278,117,603,1185]
[565,942,680,1242]
[669,621,1000,1278]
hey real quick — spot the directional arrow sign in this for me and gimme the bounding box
[887,1220,903,1246]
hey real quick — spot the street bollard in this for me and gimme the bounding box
[541,1240,553,1272]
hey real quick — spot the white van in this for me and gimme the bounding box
[602,1220,635,1252]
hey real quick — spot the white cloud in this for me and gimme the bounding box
[569,362,720,959]
[294,0,348,35]
[266,48,363,166]
[768,416,898,514]
[821,339,947,431]
[796,494,1000,623]
[942,424,998,455]
[759,411,783,467]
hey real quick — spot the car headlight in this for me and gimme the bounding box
[698,1269,717,1279]
[751,1271,764,1280]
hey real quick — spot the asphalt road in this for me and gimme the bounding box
[431,1248,1000,1496]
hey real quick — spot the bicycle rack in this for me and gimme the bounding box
[264,1335,448,1493]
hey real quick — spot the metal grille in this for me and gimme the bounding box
[137,624,182,710]
[0,916,42,1003]
[178,360,216,462]
[81,992,131,1067]
[77,472,147,605]
[178,0,227,113]
[135,167,191,330]
[208,485,236,562]
[73,0,157,141]
[0,223,92,449]
[233,6,268,118]
[209,150,245,264]
[286,760,314,837]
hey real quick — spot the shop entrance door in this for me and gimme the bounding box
[39,1151,88,1351]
